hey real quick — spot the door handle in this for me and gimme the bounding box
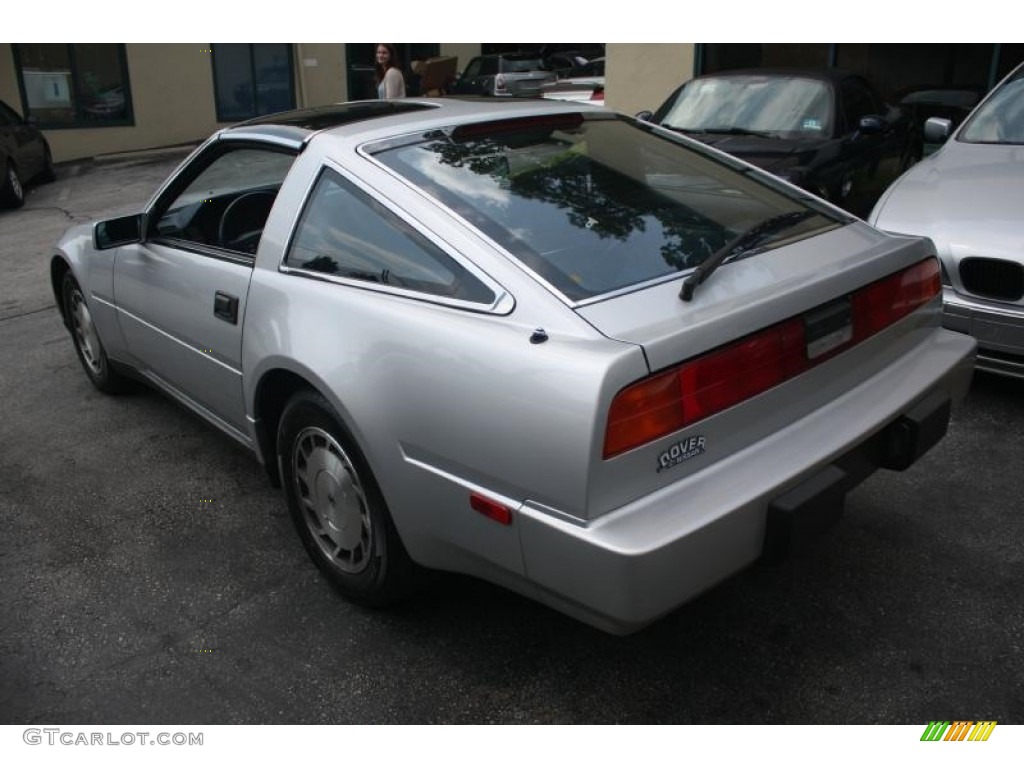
[214,291,239,324]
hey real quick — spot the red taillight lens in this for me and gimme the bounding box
[853,257,941,340]
[451,112,584,141]
[590,88,604,101]
[679,318,806,426]
[604,369,684,457]
[603,257,941,458]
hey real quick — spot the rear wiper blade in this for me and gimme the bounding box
[680,210,816,302]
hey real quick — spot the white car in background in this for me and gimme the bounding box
[541,57,605,106]
[871,62,1024,379]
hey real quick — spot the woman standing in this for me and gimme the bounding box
[375,44,406,99]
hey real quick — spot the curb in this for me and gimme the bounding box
[92,143,199,164]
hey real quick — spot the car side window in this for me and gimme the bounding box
[481,58,499,76]
[841,80,879,133]
[285,167,495,304]
[463,58,482,78]
[152,145,296,255]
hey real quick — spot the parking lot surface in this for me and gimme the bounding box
[1,156,1022,724]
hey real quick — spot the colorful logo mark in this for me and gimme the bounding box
[920,721,997,742]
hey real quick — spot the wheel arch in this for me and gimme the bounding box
[253,364,377,490]
[252,367,314,488]
[50,255,73,329]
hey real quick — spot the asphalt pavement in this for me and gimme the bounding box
[1,156,1022,725]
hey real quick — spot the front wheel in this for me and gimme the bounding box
[62,273,131,393]
[278,390,417,607]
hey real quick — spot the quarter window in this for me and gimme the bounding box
[285,168,495,304]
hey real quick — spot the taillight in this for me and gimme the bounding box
[494,74,508,95]
[852,257,940,340]
[603,257,941,458]
[590,87,604,101]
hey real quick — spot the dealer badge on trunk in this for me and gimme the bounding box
[657,436,706,472]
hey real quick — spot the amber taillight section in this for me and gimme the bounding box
[603,257,941,458]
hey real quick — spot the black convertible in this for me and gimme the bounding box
[642,69,922,217]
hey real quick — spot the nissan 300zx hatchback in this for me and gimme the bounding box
[52,99,976,633]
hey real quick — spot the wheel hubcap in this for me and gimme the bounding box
[292,427,372,573]
[70,290,103,375]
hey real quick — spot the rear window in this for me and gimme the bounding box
[501,57,544,73]
[375,114,839,302]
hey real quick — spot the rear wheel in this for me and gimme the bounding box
[278,390,417,606]
[1,162,25,208]
[62,273,131,393]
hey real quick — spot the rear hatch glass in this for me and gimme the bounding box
[500,56,545,72]
[374,114,843,303]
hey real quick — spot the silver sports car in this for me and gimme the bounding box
[52,99,975,634]
[871,62,1024,379]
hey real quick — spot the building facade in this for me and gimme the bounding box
[2,43,1021,163]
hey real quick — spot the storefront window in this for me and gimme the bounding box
[835,44,993,102]
[14,44,132,127]
[212,44,295,121]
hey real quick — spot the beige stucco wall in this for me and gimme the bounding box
[39,44,220,163]
[0,46,20,108]
[294,43,348,105]
[605,44,695,116]
[439,44,479,75]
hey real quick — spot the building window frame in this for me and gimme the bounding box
[12,43,134,130]
[211,43,296,123]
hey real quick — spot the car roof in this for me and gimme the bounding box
[220,97,600,150]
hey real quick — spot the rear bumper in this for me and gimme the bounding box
[943,287,1024,379]
[517,329,975,635]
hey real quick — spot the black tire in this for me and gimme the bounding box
[62,273,131,394]
[1,161,25,209]
[278,389,417,607]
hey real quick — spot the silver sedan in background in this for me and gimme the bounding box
[52,99,974,634]
[871,62,1024,379]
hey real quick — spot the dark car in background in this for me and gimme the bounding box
[449,53,556,97]
[642,69,922,217]
[0,98,54,209]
